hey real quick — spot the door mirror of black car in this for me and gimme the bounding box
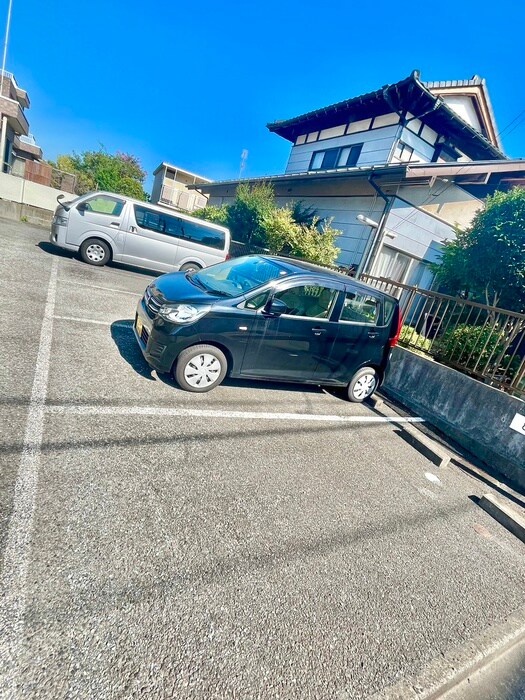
[263,298,288,317]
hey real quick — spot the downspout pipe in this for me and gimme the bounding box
[357,176,393,277]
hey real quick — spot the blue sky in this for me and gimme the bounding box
[6,0,525,191]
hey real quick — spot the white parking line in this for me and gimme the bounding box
[45,405,425,423]
[57,279,141,297]
[53,316,131,327]
[0,258,58,695]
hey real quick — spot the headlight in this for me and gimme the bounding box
[54,215,68,225]
[158,304,211,324]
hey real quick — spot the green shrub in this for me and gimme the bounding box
[398,326,432,354]
[432,324,518,376]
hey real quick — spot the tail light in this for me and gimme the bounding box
[388,307,402,348]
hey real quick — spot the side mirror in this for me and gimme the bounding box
[76,201,88,212]
[263,298,288,317]
[56,193,70,211]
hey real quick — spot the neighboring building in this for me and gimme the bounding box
[191,71,523,287]
[151,162,210,213]
[0,69,43,174]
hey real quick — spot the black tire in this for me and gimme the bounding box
[80,238,111,266]
[174,344,228,392]
[179,262,202,273]
[347,367,378,403]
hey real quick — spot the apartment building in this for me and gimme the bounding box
[0,69,42,174]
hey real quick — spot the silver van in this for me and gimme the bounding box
[49,191,230,273]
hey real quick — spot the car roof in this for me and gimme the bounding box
[258,255,398,302]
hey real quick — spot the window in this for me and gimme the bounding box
[83,195,124,216]
[309,144,363,171]
[245,290,270,310]
[133,206,225,250]
[341,291,379,325]
[274,285,339,319]
[393,142,414,163]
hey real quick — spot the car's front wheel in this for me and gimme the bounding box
[347,367,378,403]
[174,344,228,392]
[80,238,111,266]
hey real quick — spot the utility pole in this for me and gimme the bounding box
[0,0,13,97]
[0,0,13,172]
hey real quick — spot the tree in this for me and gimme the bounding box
[434,188,525,312]
[194,183,341,266]
[49,148,148,201]
[263,207,340,266]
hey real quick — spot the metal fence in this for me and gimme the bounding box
[361,274,525,400]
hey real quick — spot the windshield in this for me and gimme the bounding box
[191,256,289,297]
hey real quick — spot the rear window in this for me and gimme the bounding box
[134,205,225,251]
[340,291,380,325]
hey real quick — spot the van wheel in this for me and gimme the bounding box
[174,344,228,392]
[80,238,111,266]
[179,262,202,273]
[347,367,377,403]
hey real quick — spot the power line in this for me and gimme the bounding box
[497,108,525,139]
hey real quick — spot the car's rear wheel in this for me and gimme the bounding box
[347,367,377,403]
[179,262,202,273]
[80,238,111,266]
[174,344,228,392]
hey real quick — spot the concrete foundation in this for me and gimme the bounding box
[383,347,525,491]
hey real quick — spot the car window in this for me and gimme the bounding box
[245,290,270,310]
[341,291,380,324]
[275,285,338,319]
[83,195,124,216]
[133,205,225,250]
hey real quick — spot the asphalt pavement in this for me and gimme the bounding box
[1,219,525,699]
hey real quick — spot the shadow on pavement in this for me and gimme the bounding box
[110,320,155,381]
[110,319,349,402]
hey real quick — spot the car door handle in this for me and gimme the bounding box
[110,222,120,228]
[368,331,379,338]
[312,327,327,336]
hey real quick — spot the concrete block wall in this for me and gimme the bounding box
[0,170,69,226]
[383,347,525,490]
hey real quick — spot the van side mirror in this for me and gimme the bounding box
[263,298,287,317]
[77,201,88,212]
[56,193,70,211]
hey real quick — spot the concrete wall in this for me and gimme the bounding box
[383,347,525,490]
[0,170,70,225]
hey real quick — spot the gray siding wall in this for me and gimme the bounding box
[285,125,399,174]
[398,127,435,163]
[208,191,454,267]
[385,198,454,263]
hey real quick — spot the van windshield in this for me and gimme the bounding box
[190,256,289,297]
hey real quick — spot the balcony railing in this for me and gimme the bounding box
[361,274,525,400]
[159,184,207,212]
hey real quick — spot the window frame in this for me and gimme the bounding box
[309,143,363,171]
[268,280,345,322]
[335,283,387,327]
[133,205,226,251]
[82,194,125,217]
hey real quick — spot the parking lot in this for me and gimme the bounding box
[1,219,525,699]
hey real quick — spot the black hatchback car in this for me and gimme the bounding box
[134,255,401,401]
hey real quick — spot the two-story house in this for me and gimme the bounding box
[192,71,525,288]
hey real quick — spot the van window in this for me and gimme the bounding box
[83,195,125,216]
[341,291,380,324]
[275,285,339,319]
[134,205,225,250]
